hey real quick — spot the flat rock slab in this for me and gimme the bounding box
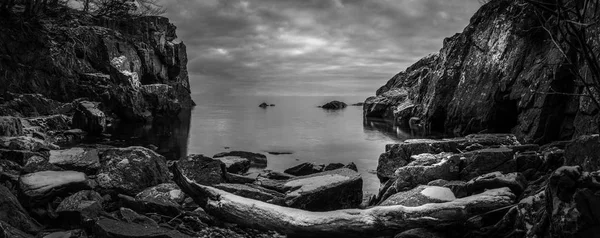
[49,147,100,173]
[213,183,285,205]
[460,148,516,180]
[19,170,89,206]
[257,168,363,211]
[96,146,170,195]
[213,151,267,167]
[93,218,191,238]
[380,185,455,207]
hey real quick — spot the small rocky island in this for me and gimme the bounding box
[1,0,599,238]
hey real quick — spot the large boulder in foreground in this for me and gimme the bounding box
[72,101,106,135]
[377,139,461,182]
[213,151,267,167]
[379,185,455,207]
[0,185,41,234]
[174,154,228,186]
[96,146,170,195]
[257,168,363,211]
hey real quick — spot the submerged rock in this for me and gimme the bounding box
[319,100,347,110]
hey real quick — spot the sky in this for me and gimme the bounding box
[160,0,482,97]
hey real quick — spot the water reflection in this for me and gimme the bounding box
[106,108,192,160]
[363,118,412,140]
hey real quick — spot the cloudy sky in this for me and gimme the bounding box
[161,0,482,97]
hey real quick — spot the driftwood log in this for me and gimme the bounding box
[172,164,516,237]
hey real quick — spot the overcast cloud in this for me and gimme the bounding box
[160,0,482,96]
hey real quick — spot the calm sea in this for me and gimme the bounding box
[109,93,414,195]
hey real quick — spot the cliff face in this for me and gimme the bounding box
[365,0,599,144]
[0,11,193,122]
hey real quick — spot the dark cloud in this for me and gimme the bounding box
[161,0,482,96]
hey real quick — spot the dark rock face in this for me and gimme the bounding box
[0,116,23,137]
[320,100,347,110]
[0,185,41,234]
[174,154,228,186]
[364,0,600,143]
[0,16,193,123]
[564,134,600,171]
[72,101,106,135]
[96,146,170,195]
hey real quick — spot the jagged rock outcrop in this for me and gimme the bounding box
[0,13,193,123]
[364,0,600,144]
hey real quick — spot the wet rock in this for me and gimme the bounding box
[320,101,347,110]
[0,185,41,234]
[72,101,106,135]
[395,228,447,238]
[258,168,363,211]
[49,148,100,173]
[0,221,34,238]
[56,190,104,225]
[130,183,185,216]
[377,139,461,182]
[213,151,267,167]
[460,148,516,180]
[19,171,90,206]
[379,185,455,207]
[0,136,59,151]
[174,154,228,186]
[214,156,250,174]
[213,183,285,205]
[96,146,170,196]
[0,116,23,136]
[93,217,191,238]
[465,171,527,196]
[22,155,63,174]
[284,162,325,176]
[564,134,600,171]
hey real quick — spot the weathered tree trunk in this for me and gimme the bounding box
[172,164,516,238]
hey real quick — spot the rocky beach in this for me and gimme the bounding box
[1,0,600,237]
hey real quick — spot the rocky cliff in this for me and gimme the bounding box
[364,0,599,144]
[0,9,193,123]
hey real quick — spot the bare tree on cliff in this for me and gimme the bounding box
[524,0,600,111]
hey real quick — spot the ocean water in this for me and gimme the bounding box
[109,93,414,195]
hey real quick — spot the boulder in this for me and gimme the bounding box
[460,148,516,180]
[320,101,347,110]
[173,154,227,186]
[56,190,104,225]
[22,155,63,174]
[213,151,267,167]
[377,139,461,182]
[379,185,455,207]
[129,183,185,216]
[0,116,23,136]
[96,146,170,195]
[0,221,33,238]
[257,168,363,211]
[49,148,100,173]
[213,156,250,174]
[19,171,90,206]
[564,134,600,171]
[72,101,106,135]
[284,162,325,176]
[0,136,59,151]
[213,183,285,205]
[465,172,527,196]
[0,185,41,234]
[93,217,191,238]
